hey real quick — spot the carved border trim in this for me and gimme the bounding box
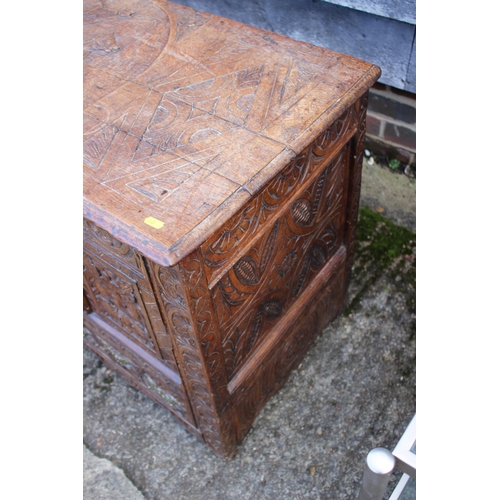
[343,92,368,293]
[148,253,237,458]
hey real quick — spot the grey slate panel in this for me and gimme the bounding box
[405,32,416,92]
[320,0,416,25]
[170,0,415,92]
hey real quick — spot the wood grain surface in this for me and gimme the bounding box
[83,0,381,458]
[84,0,380,266]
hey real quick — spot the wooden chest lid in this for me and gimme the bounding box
[83,0,381,266]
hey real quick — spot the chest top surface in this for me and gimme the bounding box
[83,0,380,266]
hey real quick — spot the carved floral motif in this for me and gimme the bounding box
[84,252,155,351]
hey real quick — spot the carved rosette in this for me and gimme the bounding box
[149,254,237,458]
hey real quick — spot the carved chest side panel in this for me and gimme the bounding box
[83,219,179,375]
[83,315,196,428]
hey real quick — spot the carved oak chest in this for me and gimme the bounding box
[83,0,381,458]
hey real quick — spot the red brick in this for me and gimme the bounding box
[366,114,382,137]
[391,87,416,101]
[368,93,416,125]
[384,123,416,151]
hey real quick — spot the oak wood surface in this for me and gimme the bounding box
[84,0,380,266]
[83,0,381,458]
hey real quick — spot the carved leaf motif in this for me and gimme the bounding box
[267,153,308,202]
[236,65,264,87]
[291,198,313,226]
[217,276,246,313]
[234,256,260,286]
[278,250,297,277]
[260,220,280,273]
[207,203,258,257]
[244,312,263,357]
[171,312,191,338]
[313,128,332,154]
[311,169,327,216]
[223,333,237,377]
[293,257,311,298]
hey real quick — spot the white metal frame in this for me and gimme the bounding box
[357,414,416,500]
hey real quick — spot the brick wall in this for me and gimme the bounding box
[366,82,416,169]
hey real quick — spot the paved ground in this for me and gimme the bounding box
[83,158,416,500]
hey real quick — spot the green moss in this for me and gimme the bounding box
[388,159,400,170]
[343,207,416,316]
[356,207,415,264]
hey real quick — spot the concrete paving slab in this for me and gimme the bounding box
[83,444,146,500]
[361,157,416,233]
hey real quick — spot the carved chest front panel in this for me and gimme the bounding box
[210,143,349,382]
